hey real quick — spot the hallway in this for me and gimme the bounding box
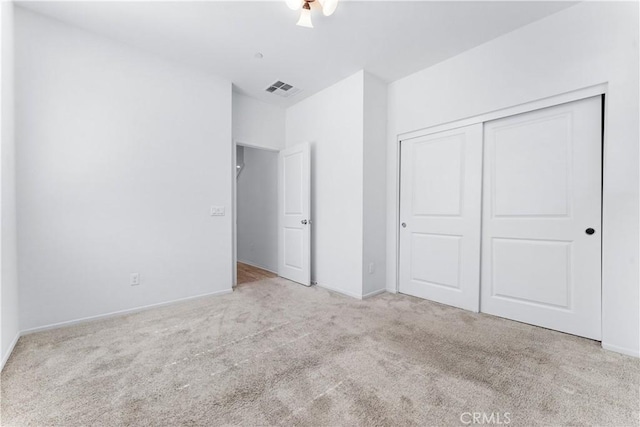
[237,262,277,285]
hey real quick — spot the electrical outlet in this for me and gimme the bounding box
[130,273,140,286]
[368,262,375,274]
[210,206,225,216]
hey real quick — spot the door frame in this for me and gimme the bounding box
[232,140,280,288]
[394,83,607,293]
[394,84,607,332]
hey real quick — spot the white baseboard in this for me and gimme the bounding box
[21,288,233,336]
[602,342,640,358]
[315,283,364,300]
[362,288,387,299]
[386,287,398,294]
[237,259,278,275]
[1,332,21,372]
[314,284,388,300]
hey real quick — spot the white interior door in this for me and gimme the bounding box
[278,142,311,286]
[481,96,602,340]
[399,124,483,311]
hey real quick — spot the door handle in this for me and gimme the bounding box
[585,228,595,235]
[301,219,308,225]
[401,223,407,228]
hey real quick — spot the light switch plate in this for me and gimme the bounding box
[130,273,140,286]
[210,206,225,216]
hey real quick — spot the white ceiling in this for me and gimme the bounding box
[18,1,575,108]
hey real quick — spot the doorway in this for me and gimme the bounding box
[398,96,603,340]
[235,144,279,285]
[232,141,312,288]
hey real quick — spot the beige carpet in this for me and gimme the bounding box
[2,277,639,426]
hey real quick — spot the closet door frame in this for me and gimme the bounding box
[394,85,606,326]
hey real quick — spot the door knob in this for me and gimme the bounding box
[585,228,595,235]
[301,219,308,225]
[401,223,407,228]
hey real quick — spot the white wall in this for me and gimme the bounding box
[1,0,20,369]
[233,92,285,151]
[237,146,278,272]
[362,72,387,297]
[386,2,639,356]
[15,8,233,331]
[286,71,365,298]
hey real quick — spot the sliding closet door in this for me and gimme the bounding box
[481,96,602,340]
[399,124,483,312]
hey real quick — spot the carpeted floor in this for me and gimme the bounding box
[2,277,639,426]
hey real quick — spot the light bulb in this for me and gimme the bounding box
[320,0,338,16]
[286,0,303,11]
[296,5,313,28]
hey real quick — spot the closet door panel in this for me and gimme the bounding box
[481,96,602,340]
[399,124,483,312]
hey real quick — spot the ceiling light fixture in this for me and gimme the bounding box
[287,0,339,28]
[296,2,313,28]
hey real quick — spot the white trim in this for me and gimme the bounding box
[315,284,386,300]
[315,283,364,300]
[21,289,233,335]
[232,140,238,288]
[394,137,402,293]
[1,332,21,371]
[386,287,398,294]
[362,288,387,299]
[399,83,607,142]
[602,343,640,358]
[237,259,278,275]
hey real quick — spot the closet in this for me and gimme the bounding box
[399,96,602,339]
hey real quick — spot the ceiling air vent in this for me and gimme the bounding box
[265,80,301,98]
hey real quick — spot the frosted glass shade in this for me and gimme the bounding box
[320,0,338,16]
[286,0,303,11]
[296,7,313,28]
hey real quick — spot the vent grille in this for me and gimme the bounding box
[265,80,301,98]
